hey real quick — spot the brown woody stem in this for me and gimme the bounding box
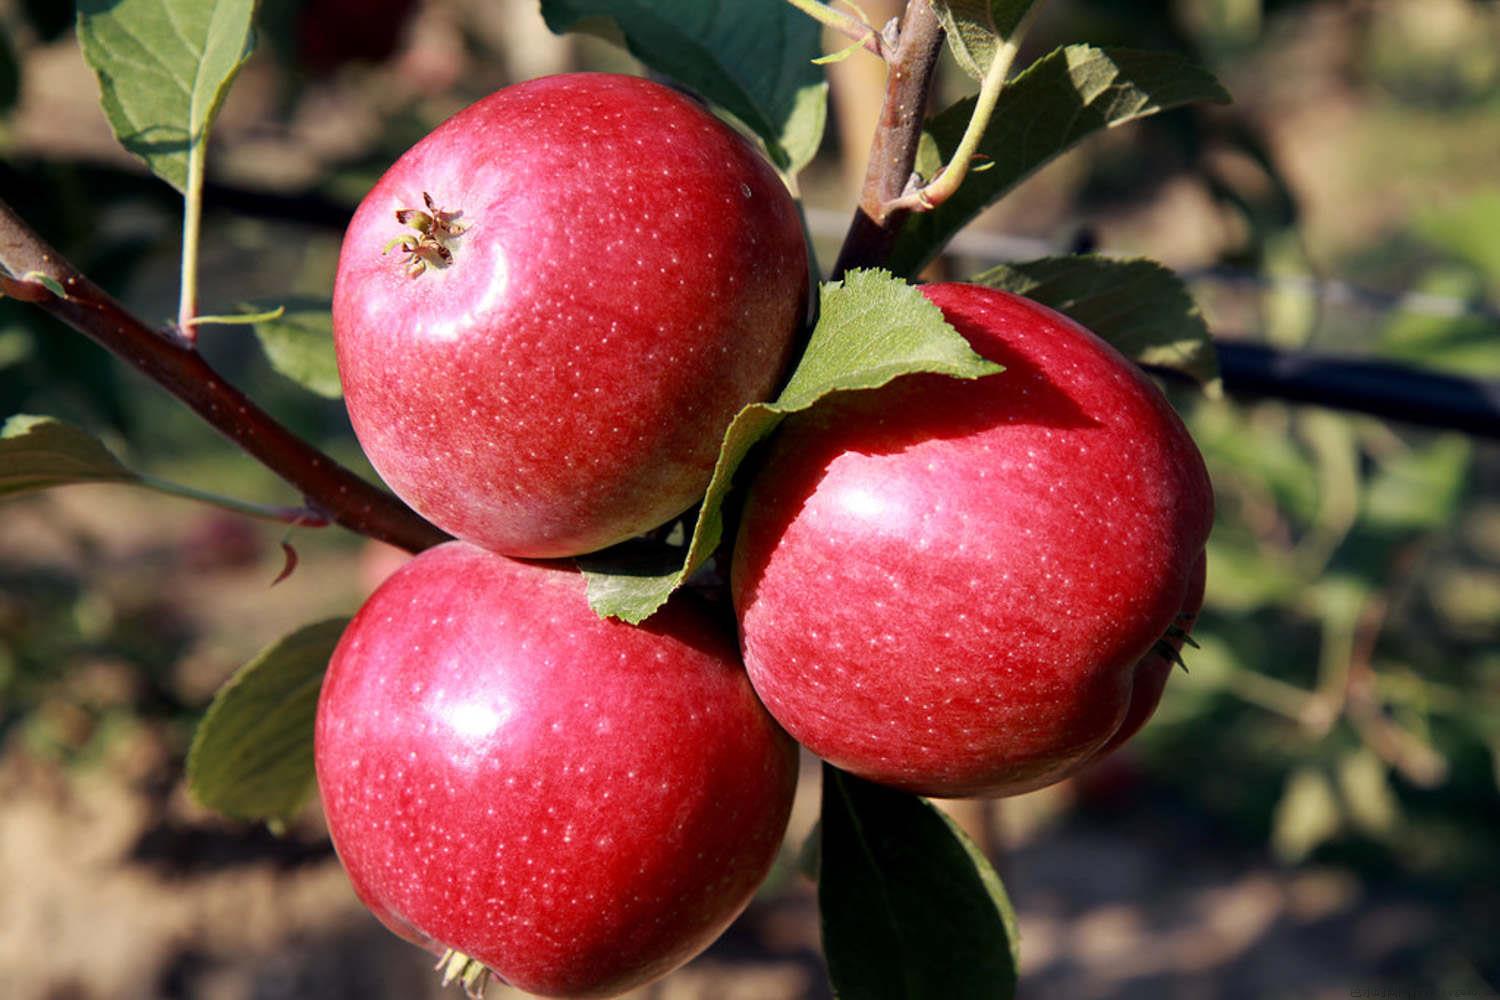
[0,196,448,554]
[831,0,946,279]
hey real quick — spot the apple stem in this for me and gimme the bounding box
[830,0,946,278]
[0,195,449,554]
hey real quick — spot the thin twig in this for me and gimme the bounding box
[785,0,888,60]
[0,196,448,554]
[831,0,947,278]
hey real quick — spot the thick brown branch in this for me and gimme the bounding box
[831,0,946,279]
[0,196,448,554]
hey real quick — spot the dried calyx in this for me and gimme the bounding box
[384,192,469,278]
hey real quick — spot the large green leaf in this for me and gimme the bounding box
[78,0,257,193]
[246,297,342,399]
[932,1,1040,81]
[973,255,1220,385]
[540,0,827,176]
[891,45,1230,276]
[580,270,1002,623]
[187,618,350,825]
[819,767,1020,1000]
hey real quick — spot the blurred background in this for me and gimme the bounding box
[1,1,1497,997]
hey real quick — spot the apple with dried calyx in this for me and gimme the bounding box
[732,283,1213,798]
[333,72,808,558]
[315,542,799,998]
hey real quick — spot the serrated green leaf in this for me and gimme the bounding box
[0,413,136,495]
[932,0,1039,81]
[974,255,1220,385]
[892,45,1230,276]
[540,0,827,176]
[580,270,1002,623]
[187,618,350,823]
[245,297,342,399]
[78,0,257,193]
[819,766,1019,1000]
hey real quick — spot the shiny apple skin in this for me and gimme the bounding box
[731,283,1213,799]
[333,73,808,558]
[315,542,798,998]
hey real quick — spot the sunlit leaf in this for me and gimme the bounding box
[78,0,257,192]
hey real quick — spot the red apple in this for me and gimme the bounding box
[333,73,808,558]
[315,542,798,997]
[731,283,1213,798]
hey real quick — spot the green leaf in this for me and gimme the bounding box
[819,766,1019,1000]
[0,413,137,495]
[1,413,314,522]
[540,0,827,176]
[77,0,257,193]
[187,618,350,824]
[974,255,1220,385]
[892,45,1230,276]
[245,297,342,399]
[932,1,1039,81]
[580,270,1002,623]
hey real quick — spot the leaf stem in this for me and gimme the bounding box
[178,140,206,340]
[0,196,448,554]
[884,2,1045,214]
[134,472,331,527]
[784,0,887,59]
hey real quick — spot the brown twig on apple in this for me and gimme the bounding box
[831,0,946,278]
[0,196,448,554]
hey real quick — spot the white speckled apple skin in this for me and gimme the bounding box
[315,542,798,998]
[732,284,1214,799]
[333,73,808,557]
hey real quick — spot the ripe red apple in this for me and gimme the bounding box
[731,283,1213,798]
[333,73,808,558]
[315,542,798,997]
